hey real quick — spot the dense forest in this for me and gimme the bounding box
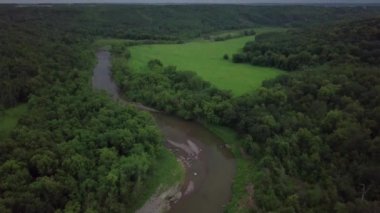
[112,52,232,123]
[227,25,380,213]
[233,18,380,71]
[228,65,380,212]
[1,4,380,213]
[0,5,163,212]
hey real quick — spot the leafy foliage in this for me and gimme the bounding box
[0,5,164,212]
[234,18,380,71]
[224,66,380,212]
[113,60,232,123]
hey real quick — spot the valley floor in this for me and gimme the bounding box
[127,36,284,95]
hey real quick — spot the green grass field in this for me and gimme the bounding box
[127,35,284,95]
[0,104,27,138]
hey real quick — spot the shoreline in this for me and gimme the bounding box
[136,159,185,213]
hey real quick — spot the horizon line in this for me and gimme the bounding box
[3,2,380,5]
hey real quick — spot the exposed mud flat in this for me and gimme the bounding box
[153,113,235,213]
[136,182,182,213]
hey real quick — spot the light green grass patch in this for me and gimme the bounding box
[127,35,284,95]
[0,104,27,138]
[131,147,185,211]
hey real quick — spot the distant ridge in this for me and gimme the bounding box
[2,0,380,5]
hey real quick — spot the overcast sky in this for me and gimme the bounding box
[0,0,379,4]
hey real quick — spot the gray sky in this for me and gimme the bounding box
[0,0,379,4]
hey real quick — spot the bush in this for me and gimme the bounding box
[232,53,246,63]
[148,59,163,70]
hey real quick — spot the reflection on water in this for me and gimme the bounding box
[92,50,120,99]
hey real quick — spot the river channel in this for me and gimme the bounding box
[92,50,235,213]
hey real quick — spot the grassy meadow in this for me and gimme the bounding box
[0,104,27,138]
[127,35,284,95]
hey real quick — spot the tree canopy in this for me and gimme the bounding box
[1,4,380,213]
[233,18,380,71]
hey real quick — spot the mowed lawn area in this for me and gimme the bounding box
[128,36,284,95]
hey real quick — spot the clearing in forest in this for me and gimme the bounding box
[127,30,285,95]
[0,104,27,138]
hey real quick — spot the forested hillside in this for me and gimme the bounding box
[233,18,380,71]
[227,65,380,212]
[0,6,165,212]
[0,5,89,108]
[225,20,380,210]
[80,5,380,40]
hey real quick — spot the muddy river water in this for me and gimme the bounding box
[92,50,235,213]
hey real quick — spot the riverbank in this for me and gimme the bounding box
[94,27,284,212]
[102,29,269,211]
[106,34,265,211]
[92,50,185,212]
[93,50,236,213]
[133,148,185,212]
[206,125,257,212]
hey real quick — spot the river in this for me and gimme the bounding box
[92,50,235,213]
